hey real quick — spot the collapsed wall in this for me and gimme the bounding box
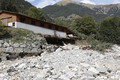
[0,35,57,61]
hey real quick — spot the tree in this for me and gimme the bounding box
[0,21,8,38]
[1,0,18,12]
[25,7,46,21]
[97,16,120,44]
[71,15,96,35]
[54,18,64,26]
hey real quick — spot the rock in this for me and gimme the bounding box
[14,48,23,53]
[0,43,2,47]
[20,44,27,48]
[24,48,31,53]
[31,48,38,53]
[59,75,70,80]
[56,48,62,52]
[31,44,36,48]
[3,42,10,47]
[0,40,4,44]
[66,71,76,78]
[4,47,14,52]
[13,43,20,48]
[80,63,90,67]
[88,67,99,74]
[17,63,27,69]
[7,67,16,73]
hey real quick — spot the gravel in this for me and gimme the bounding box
[0,44,120,80]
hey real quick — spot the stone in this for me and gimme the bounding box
[31,48,38,53]
[31,44,36,48]
[37,48,42,53]
[66,71,76,79]
[3,42,10,47]
[0,73,5,77]
[4,47,13,52]
[80,63,90,67]
[88,67,99,74]
[14,48,23,53]
[20,44,27,48]
[24,48,31,53]
[17,63,27,69]
[0,40,4,44]
[56,48,62,52]
[0,43,2,47]
[13,43,20,48]
[59,75,70,80]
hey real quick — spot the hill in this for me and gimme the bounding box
[42,0,120,21]
[0,0,33,13]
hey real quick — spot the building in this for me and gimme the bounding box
[0,11,73,38]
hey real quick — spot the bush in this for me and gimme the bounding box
[97,16,120,44]
[0,21,9,38]
[71,15,96,35]
[87,34,112,51]
[7,28,35,43]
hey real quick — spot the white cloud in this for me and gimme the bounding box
[25,0,35,2]
[113,0,120,4]
[81,0,95,4]
[36,0,61,8]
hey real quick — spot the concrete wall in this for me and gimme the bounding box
[8,22,67,38]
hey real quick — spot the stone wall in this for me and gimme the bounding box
[0,35,57,61]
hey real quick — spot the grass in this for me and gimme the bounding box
[6,27,41,43]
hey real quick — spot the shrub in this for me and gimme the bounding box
[0,21,9,38]
[7,28,35,43]
[87,34,112,51]
[97,16,120,44]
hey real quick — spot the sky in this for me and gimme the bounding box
[25,0,120,8]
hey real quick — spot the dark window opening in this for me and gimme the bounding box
[31,20,35,25]
[55,26,58,30]
[12,23,15,26]
[48,25,51,29]
[40,23,44,27]
[20,17,25,23]
[61,28,64,32]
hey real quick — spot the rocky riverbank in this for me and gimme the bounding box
[0,35,57,61]
[0,44,120,80]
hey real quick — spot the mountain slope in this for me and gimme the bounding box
[0,0,33,13]
[42,0,120,21]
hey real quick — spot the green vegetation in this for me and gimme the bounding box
[7,28,35,43]
[42,3,108,21]
[0,0,33,13]
[86,34,112,51]
[0,21,9,39]
[70,15,96,35]
[25,7,47,21]
[97,17,120,44]
[0,0,18,12]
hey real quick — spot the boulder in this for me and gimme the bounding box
[13,43,20,48]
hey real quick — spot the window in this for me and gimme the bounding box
[40,23,44,27]
[31,20,35,25]
[20,17,25,23]
[55,26,58,30]
[61,28,64,32]
[12,23,15,26]
[48,25,51,29]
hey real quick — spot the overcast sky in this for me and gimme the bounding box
[25,0,120,8]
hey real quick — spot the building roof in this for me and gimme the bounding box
[0,10,74,34]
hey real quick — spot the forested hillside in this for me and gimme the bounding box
[0,0,33,13]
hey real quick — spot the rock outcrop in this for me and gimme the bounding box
[0,35,57,61]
